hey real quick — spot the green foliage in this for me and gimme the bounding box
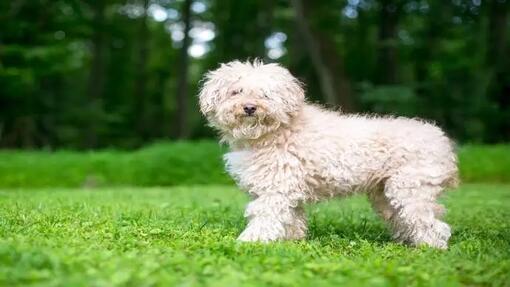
[0,184,509,286]
[0,142,508,188]
[1,0,509,148]
[359,84,419,117]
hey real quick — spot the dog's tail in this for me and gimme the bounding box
[445,138,460,189]
[446,172,460,189]
[446,152,460,189]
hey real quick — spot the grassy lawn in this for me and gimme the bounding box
[1,184,509,287]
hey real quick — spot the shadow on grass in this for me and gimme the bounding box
[307,214,393,244]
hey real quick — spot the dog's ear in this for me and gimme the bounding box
[263,63,305,111]
[283,74,305,105]
[198,70,221,116]
[198,61,244,116]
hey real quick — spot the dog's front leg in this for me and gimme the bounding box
[237,194,307,242]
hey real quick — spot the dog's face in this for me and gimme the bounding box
[199,60,305,141]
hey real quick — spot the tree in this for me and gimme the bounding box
[208,0,273,63]
[175,0,192,139]
[290,0,353,111]
[134,0,150,141]
[1,0,509,148]
[85,0,107,148]
[486,0,510,141]
[375,0,403,84]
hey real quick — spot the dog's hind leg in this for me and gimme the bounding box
[369,170,451,249]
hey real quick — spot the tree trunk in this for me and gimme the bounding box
[175,0,192,139]
[413,2,448,99]
[375,0,401,84]
[134,0,150,142]
[85,0,106,148]
[290,0,353,111]
[486,0,510,141]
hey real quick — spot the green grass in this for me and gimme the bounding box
[1,184,509,286]
[0,142,509,188]
[458,145,510,183]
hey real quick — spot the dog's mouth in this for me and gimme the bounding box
[237,112,273,125]
[218,112,279,140]
[239,114,259,124]
[211,103,286,141]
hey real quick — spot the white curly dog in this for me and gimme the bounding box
[199,60,459,249]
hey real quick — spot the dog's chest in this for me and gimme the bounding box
[223,150,256,190]
[223,149,303,195]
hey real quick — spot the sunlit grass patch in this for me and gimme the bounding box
[1,184,508,286]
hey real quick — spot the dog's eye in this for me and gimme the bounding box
[231,88,242,96]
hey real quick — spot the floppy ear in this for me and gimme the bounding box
[283,73,305,107]
[198,70,222,116]
[264,63,306,112]
[198,61,244,116]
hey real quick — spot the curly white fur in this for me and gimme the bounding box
[199,60,459,249]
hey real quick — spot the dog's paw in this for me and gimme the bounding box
[237,227,283,242]
[409,221,451,250]
[422,221,451,250]
[237,219,286,242]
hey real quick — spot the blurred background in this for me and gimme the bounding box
[0,0,509,150]
[2,2,510,283]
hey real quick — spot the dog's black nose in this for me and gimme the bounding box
[243,104,257,116]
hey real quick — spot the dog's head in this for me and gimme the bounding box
[199,60,305,142]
